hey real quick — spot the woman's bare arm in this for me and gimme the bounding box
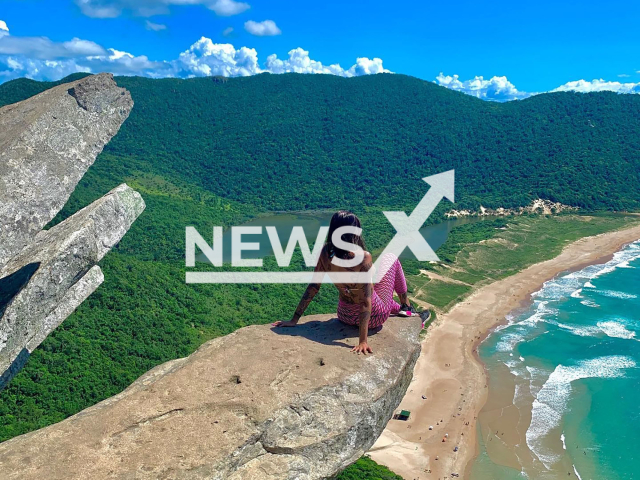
[292,282,321,322]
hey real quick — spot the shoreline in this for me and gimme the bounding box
[368,222,640,480]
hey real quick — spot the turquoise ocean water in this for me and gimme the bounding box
[471,241,640,480]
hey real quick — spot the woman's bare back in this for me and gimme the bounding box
[316,246,373,305]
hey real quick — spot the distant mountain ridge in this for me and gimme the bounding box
[2,72,639,213]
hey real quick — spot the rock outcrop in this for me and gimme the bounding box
[445,198,578,218]
[0,73,144,390]
[0,314,422,480]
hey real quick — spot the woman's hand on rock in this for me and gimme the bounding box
[272,320,298,327]
[351,342,373,355]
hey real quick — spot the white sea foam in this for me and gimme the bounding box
[513,381,527,404]
[495,331,525,352]
[520,301,555,327]
[589,241,640,281]
[598,289,637,300]
[596,320,636,340]
[553,321,600,337]
[526,356,636,469]
[551,319,637,341]
[505,359,518,368]
[560,433,567,450]
[580,299,599,308]
[525,366,547,397]
[498,241,640,346]
[573,465,583,480]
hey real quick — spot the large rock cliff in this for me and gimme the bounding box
[0,73,145,390]
[0,314,422,479]
[0,73,421,480]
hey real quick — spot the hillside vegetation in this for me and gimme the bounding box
[2,72,640,214]
[0,73,638,453]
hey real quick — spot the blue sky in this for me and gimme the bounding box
[1,0,640,100]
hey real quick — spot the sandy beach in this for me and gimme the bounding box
[368,222,640,480]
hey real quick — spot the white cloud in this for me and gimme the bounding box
[173,42,389,79]
[435,73,640,101]
[553,79,640,94]
[244,20,281,36]
[0,29,168,82]
[265,48,389,77]
[435,73,533,101]
[0,30,107,59]
[265,48,341,75]
[0,32,389,84]
[75,0,249,18]
[0,50,170,82]
[0,57,89,83]
[618,74,630,78]
[145,20,167,31]
[347,57,387,76]
[222,27,234,37]
[209,0,249,16]
[87,48,170,76]
[75,0,121,18]
[174,37,260,77]
[0,20,9,36]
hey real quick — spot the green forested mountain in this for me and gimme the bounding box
[2,72,640,214]
[0,73,638,446]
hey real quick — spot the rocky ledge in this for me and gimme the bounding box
[0,73,144,390]
[0,314,422,479]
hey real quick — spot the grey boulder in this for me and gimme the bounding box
[0,314,422,479]
[0,73,144,390]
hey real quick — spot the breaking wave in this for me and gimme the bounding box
[526,356,636,468]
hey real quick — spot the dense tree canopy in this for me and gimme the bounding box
[2,72,640,214]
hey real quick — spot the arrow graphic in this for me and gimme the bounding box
[374,170,455,276]
[187,170,455,284]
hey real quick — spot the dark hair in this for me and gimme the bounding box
[325,210,366,260]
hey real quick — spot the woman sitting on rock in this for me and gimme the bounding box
[273,210,414,354]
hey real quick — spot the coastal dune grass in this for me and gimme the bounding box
[407,214,640,313]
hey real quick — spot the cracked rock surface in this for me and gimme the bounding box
[0,314,422,479]
[0,73,144,390]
